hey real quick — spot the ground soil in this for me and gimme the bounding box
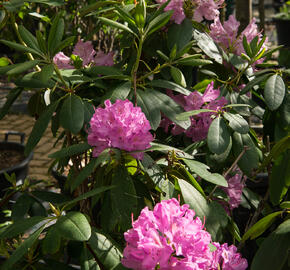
[0,149,24,171]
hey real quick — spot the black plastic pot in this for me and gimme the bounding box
[0,131,33,197]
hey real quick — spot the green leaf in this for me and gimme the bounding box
[0,57,10,66]
[176,109,216,120]
[54,36,75,54]
[81,245,100,270]
[223,112,249,134]
[0,39,44,58]
[145,10,173,37]
[60,94,84,134]
[31,190,70,204]
[15,72,55,88]
[18,25,40,52]
[3,0,24,12]
[98,17,137,37]
[3,60,41,76]
[1,225,45,270]
[207,117,231,154]
[111,166,137,230]
[11,193,35,221]
[48,142,91,159]
[83,100,95,123]
[251,219,290,270]
[63,186,115,209]
[148,142,193,159]
[232,132,260,175]
[79,1,117,16]
[280,201,290,209]
[270,151,290,205]
[0,216,47,240]
[242,211,283,242]
[178,179,227,241]
[102,81,131,103]
[48,14,64,55]
[170,66,187,87]
[88,228,123,269]
[33,64,54,82]
[55,212,91,241]
[42,225,61,254]
[240,73,271,95]
[36,30,47,53]
[167,18,193,51]
[84,66,123,76]
[149,79,191,95]
[183,159,228,187]
[176,56,212,67]
[264,74,285,111]
[25,101,59,155]
[0,87,23,120]
[242,35,253,57]
[193,30,223,64]
[28,0,65,6]
[137,89,161,130]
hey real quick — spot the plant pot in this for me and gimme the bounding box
[273,18,290,48]
[0,131,33,197]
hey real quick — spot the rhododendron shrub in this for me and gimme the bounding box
[0,0,288,269]
[88,99,153,159]
[122,199,248,270]
[160,82,227,141]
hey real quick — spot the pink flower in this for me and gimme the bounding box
[122,198,214,269]
[160,82,227,142]
[156,0,185,24]
[194,0,224,22]
[94,51,114,66]
[122,198,248,270]
[72,40,96,66]
[210,15,267,65]
[53,52,73,69]
[212,243,248,270]
[87,99,153,160]
[222,169,245,211]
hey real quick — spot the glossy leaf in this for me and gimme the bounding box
[48,14,64,55]
[223,112,249,134]
[55,211,91,241]
[207,117,231,154]
[145,10,173,37]
[240,73,270,95]
[170,66,186,87]
[59,94,84,134]
[25,100,59,155]
[176,57,212,67]
[264,74,285,111]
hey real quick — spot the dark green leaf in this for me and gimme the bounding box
[25,101,59,155]
[3,0,24,12]
[84,66,123,76]
[54,36,75,55]
[240,73,271,95]
[111,166,137,230]
[0,216,47,240]
[242,211,283,242]
[15,72,55,88]
[264,74,285,111]
[176,56,212,67]
[31,190,70,204]
[11,193,35,221]
[170,66,186,87]
[148,142,193,159]
[223,112,249,134]
[1,60,40,76]
[48,142,91,159]
[81,245,100,270]
[149,79,191,95]
[193,30,223,64]
[18,25,40,52]
[60,94,84,134]
[48,14,64,55]
[176,109,216,120]
[33,64,54,82]
[242,35,253,57]
[83,100,95,123]
[0,87,23,120]
[42,225,61,254]
[55,211,91,241]
[145,10,173,37]
[102,81,131,103]
[207,117,231,154]
[183,159,228,187]
[1,225,45,270]
[88,228,123,269]
[251,220,290,270]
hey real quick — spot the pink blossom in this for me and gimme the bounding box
[72,40,96,66]
[156,0,185,24]
[194,0,224,22]
[212,243,248,270]
[222,169,245,211]
[160,82,227,142]
[210,15,267,65]
[53,52,73,69]
[94,51,114,66]
[122,198,214,269]
[87,99,153,160]
[122,198,248,270]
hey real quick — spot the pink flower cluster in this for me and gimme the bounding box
[87,99,153,160]
[160,82,227,141]
[194,0,224,22]
[53,40,114,69]
[222,169,245,211]
[156,0,185,24]
[122,198,248,270]
[210,15,267,64]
